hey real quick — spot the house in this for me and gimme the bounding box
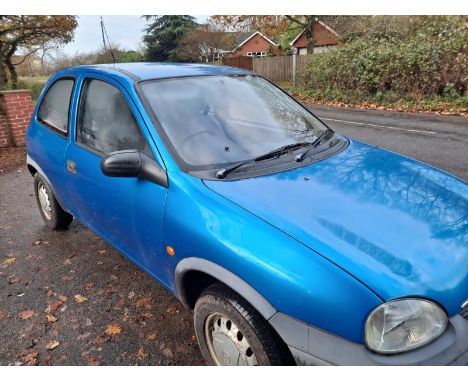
[290,21,341,55]
[224,31,278,58]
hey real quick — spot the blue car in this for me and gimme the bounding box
[26,63,467,366]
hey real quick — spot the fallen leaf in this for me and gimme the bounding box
[146,333,157,341]
[137,347,147,360]
[97,249,106,254]
[46,340,60,350]
[127,291,135,299]
[45,299,63,313]
[58,295,68,302]
[63,259,72,265]
[19,310,34,320]
[62,275,73,281]
[84,282,94,290]
[8,276,21,284]
[19,351,38,365]
[135,297,154,309]
[105,324,122,336]
[3,257,16,265]
[46,290,54,297]
[74,294,88,303]
[46,313,57,323]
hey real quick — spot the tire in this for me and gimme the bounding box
[33,173,73,230]
[194,283,293,366]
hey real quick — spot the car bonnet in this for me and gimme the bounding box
[203,139,468,316]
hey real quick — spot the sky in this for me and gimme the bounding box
[61,15,208,55]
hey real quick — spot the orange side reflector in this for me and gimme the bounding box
[166,246,175,256]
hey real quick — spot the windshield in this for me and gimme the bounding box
[140,75,329,168]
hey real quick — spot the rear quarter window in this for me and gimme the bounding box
[37,78,74,134]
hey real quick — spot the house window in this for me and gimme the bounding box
[247,52,267,57]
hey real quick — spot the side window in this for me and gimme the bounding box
[77,79,149,155]
[38,78,74,134]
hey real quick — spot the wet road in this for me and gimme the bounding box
[0,105,466,365]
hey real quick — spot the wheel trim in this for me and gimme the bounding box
[37,182,52,220]
[204,312,259,366]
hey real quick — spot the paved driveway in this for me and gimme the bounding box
[0,105,466,365]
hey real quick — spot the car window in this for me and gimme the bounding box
[140,75,328,168]
[37,78,74,133]
[77,78,150,156]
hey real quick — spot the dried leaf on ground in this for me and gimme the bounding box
[8,276,21,284]
[19,351,38,365]
[127,291,135,299]
[137,346,147,360]
[3,257,16,265]
[58,295,68,302]
[84,282,94,290]
[74,294,88,303]
[45,299,63,313]
[135,297,154,309]
[46,290,54,297]
[46,313,57,323]
[46,340,60,350]
[19,310,34,320]
[105,324,122,336]
[146,333,157,341]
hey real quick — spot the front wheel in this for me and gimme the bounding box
[194,283,292,366]
[33,173,73,230]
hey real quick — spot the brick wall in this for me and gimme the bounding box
[0,90,34,147]
[292,23,341,49]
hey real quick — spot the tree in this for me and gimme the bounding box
[176,23,232,62]
[143,15,196,62]
[211,15,324,53]
[284,16,319,53]
[0,16,77,88]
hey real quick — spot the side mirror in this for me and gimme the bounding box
[101,150,168,188]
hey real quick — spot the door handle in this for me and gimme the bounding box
[67,160,77,175]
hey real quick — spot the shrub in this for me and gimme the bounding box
[300,16,467,98]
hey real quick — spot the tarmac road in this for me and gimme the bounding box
[0,105,466,365]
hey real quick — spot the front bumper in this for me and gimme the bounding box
[269,313,468,365]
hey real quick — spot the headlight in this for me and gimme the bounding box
[365,299,448,354]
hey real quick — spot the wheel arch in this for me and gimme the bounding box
[27,154,68,213]
[175,257,277,321]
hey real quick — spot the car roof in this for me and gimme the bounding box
[61,62,252,82]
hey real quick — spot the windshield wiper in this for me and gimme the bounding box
[294,129,334,162]
[216,142,311,179]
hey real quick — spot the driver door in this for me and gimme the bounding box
[65,73,168,282]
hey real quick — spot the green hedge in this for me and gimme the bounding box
[300,18,467,98]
